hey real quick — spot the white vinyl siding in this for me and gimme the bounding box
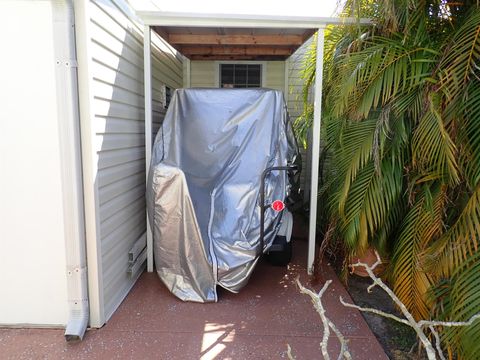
[190,61,216,87]
[265,61,285,92]
[189,61,285,91]
[82,0,182,325]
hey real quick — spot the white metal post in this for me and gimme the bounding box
[144,25,153,272]
[307,28,325,274]
[284,57,289,98]
[185,57,191,88]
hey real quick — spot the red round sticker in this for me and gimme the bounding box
[271,200,285,212]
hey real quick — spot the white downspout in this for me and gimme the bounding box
[52,0,89,340]
[144,25,154,272]
[307,27,325,274]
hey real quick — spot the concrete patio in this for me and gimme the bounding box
[0,235,387,360]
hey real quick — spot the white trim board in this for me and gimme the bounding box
[137,11,371,27]
[73,0,105,328]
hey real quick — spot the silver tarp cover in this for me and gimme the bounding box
[148,88,297,302]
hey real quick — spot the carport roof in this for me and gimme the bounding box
[149,26,315,60]
[136,11,369,60]
[137,8,371,274]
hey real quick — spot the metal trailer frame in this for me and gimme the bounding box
[259,165,298,252]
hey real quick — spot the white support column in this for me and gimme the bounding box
[284,57,289,98]
[144,25,153,272]
[307,28,325,274]
[185,57,191,88]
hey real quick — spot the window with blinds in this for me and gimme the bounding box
[220,64,262,88]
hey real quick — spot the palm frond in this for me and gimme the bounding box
[336,118,377,215]
[340,158,403,254]
[439,9,480,102]
[424,185,480,277]
[411,95,460,185]
[460,81,480,187]
[334,38,437,119]
[438,252,480,359]
[390,187,446,320]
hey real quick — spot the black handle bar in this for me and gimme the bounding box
[259,165,298,254]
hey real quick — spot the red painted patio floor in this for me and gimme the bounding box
[0,239,387,359]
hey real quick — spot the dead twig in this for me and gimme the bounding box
[418,314,480,329]
[343,251,480,360]
[312,220,337,285]
[292,251,480,359]
[429,326,446,360]
[296,278,352,360]
[339,297,410,326]
[286,344,295,360]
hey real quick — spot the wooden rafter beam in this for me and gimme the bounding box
[188,54,287,60]
[179,45,293,56]
[168,34,304,46]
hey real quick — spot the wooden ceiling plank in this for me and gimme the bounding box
[169,34,303,46]
[180,45,293,56]
[189,54,288,61]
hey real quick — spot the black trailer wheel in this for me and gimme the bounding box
[266,236,292,266]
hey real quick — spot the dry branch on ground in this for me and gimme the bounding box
[290,252,480,360]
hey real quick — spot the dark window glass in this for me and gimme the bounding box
[235,65,247,87]
[165,86,172,108]
[221,64,234,87]
[247,65,261,88]
[220,64,262,88]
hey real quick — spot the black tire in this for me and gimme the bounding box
[266,238,292,266]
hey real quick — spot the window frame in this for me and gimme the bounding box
[215,61,267,88]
